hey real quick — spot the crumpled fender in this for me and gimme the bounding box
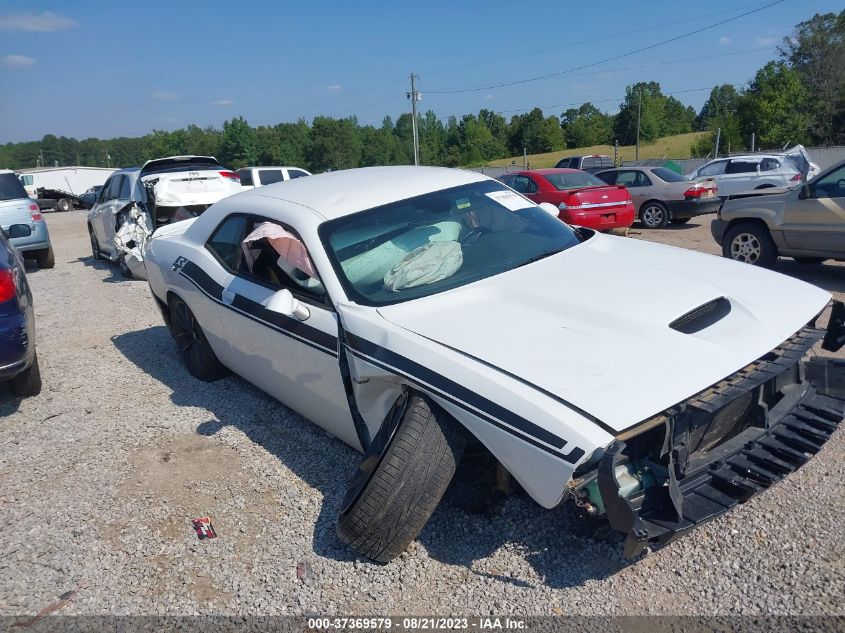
[113,203,153,272]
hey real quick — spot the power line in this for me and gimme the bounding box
[426,0,784,94]
[419,2,777,77]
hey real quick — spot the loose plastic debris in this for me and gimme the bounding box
[191,517,217,540]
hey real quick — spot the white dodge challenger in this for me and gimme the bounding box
[144,166,845,561]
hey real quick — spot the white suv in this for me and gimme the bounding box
[690,146,820,197]
[237,166,311,190]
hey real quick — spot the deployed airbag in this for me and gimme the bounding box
[242,222,318,278]
[383,241,463,292]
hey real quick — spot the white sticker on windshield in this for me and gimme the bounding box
[485,190,534,212]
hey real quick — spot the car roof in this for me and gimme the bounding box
[220,166,489,221]
[516,168,582,175]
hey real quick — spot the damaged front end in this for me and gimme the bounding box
[574,305,845,557]
[114,203,153,278]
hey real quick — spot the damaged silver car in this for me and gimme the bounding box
[87,156,243,278]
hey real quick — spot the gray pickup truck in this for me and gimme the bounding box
[711,159,845,266]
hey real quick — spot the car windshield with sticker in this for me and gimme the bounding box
[319,180,581,306]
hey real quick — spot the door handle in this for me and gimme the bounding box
[221,289,236,305]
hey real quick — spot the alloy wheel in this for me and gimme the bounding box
[730,232,762,264]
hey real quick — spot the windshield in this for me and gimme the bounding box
[652,167,688,183]
[543,171,607,190]
[0,174,28,201]
[319,180,582,306]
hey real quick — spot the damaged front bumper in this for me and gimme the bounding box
[585,309,845,557]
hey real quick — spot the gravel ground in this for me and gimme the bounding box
[0,211,843,617]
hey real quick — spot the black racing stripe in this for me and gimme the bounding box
[178,260,338,357]
[230,293,338,353]
[345,345,585,464]
[345,332,587,460]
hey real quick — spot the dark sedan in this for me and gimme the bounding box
[0,224,41,396]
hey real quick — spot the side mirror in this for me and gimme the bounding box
[7,224,32,238]
[265,288,310,321]
[538,202,560,218]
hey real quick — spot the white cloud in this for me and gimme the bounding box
[0,11,78,32]
[151,91,180,101]
[327,84,343,93]
[754,36,777,46]
[211,99,234,106]
[1,54,35,68]
[719,36,732,46]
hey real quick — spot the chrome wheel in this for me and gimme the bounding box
[640,203,668,228]
[730,232,762,264]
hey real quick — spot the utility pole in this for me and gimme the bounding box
[407,74,421,166]
[751,132,756,152]
[523,147,527,169]
[714,128,721,159]
[614,139,619,166]
[635,88,642,161]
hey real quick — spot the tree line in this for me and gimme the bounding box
[1,10,841,172]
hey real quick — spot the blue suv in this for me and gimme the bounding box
[0,224,41,396]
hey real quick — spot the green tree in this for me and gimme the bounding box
[737,61,811,149]
[691,85,744,157]
[307,116,362,171]
[560,103,613,148]
[218,117,257,168]
[419,111,447,165]
[779,10,845,144]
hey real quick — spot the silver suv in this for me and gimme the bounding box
[711,159,845,266]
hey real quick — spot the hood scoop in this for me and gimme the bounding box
[669,297,731,334]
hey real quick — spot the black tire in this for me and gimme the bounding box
[669,217,691,225]
[169,296,228,381]
[722,222,778,267]
[34,246,55,269]
[639,201,669,229]
[56,198,72,212]
[118,255,133,278]
[89,225,103,261]
[337,394,465,563]
[9,353,42,397]
[794,257,827,265]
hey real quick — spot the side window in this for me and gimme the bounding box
[206,215,248,270]
[595,171,617,185]
[119,175,132,199]
[811,165,845,199]
[21,175,34,186]
[699,161,727,177]
[107,176,124,200]
[616,171,647,187]
[726,160,759,174]
[238,169,253,186]
[511,176,531,193]
[288,170,309,179]
[258,169,284,185]
[240,219,326,299]
[759,158,779,172]
[524,177,538,194]
[98,178,112,203]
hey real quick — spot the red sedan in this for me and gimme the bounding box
[499,169,635,231]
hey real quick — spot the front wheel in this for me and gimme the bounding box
[89,225,103,261]
[337,394,465,562]
[9,353,42,397]
[722,222,778,267]
[639,202,669,229]
[169,296,228,381]
[35,246,55,269]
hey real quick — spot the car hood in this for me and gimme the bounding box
[376,233,830,432]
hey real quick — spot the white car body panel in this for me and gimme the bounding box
[143,166,832,511]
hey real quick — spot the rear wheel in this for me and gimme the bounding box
[34,246,55,269]
[169,296,228,381]
[669,217,691,225]
[639,202,669,229]
[9,353,42,397]
[723,222,778,267]
[56,198,72,212]
[337,394,465,562]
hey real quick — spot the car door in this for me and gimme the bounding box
[206,213,358,447]
[781,163,845,255]
[100,174,133,250]
[720,159,761,195]
[615,170,652,209]
[91,176,120,250]
[696,160,728,194]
